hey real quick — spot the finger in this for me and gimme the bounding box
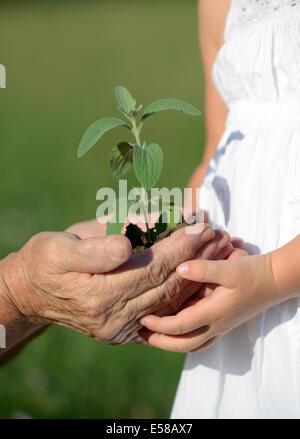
[190,336,219,352]
[140,295,210,335]
[228,249,248,259]
[231,238,245,249]
[140,326,212,353]
[151,222,215,266]
[194,229,231,260]
[140,284,206,327]
[134,336,148,346]
[145,280,201,319]
[107,223,215,300]
[60,233,132,273]
[65,219,106,239]
[197,282,216,298]
[181,289,206,304]
[176,258,236,288]
[214,243,234,260]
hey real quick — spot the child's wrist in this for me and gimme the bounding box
[269,240,300,300]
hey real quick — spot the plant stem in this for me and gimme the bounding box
[140,188,152,244]
[131,117,142,147]
[143,209,151,241]
[130,115,153,242]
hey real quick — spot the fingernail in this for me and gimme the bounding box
[107,236,126,259]
[139,316,148,326]
[177,262,189,274]
[185,223,207,235]
[220,232,230,246]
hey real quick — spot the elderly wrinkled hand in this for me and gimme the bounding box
[2,223,222,345]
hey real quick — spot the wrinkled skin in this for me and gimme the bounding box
[4,223,229,345]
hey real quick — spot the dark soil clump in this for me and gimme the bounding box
[125,220,192,255]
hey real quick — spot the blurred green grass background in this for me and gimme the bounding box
[0,0,205,418]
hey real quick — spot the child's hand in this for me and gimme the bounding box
[137,232,244,324]
[139,253,284,353]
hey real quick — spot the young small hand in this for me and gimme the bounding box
[138,251,284,353]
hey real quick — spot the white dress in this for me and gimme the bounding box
[171,0,300,419]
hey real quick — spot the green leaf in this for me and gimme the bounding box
[142,98,201,121]
[115,86,136,114]
[110,142,133,178]
[106,197,132,235]
[133,143,163,190]
[77,118,128,158]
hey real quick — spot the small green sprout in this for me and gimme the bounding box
[77,86,201,242]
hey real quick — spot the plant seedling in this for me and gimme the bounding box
[78,86,201,253]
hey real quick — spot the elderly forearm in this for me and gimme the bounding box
[0,253,47,365]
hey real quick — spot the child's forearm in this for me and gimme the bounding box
[270,234,300,299]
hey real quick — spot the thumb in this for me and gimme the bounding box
[61,233,132,273]
[176,258,236,288]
